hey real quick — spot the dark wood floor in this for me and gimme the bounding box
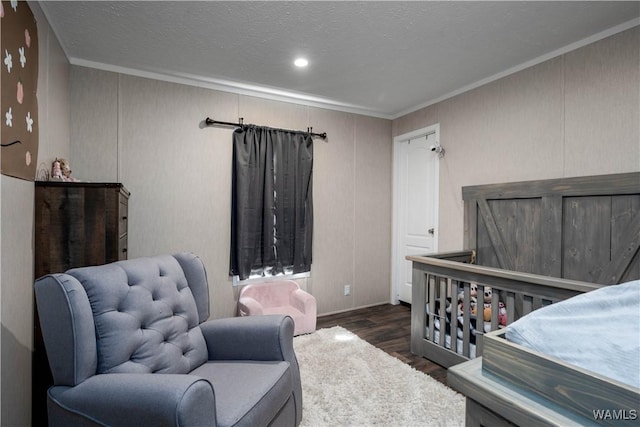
[316,303,449,385]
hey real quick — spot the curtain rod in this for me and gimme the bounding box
[205,117,327,140]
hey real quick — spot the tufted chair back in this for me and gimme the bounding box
[37,253,210,385]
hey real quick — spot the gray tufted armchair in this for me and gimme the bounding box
[34,253,302,427]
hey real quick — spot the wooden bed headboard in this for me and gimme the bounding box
[462,172,640,284]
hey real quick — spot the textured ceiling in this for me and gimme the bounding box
[41,1,640,118]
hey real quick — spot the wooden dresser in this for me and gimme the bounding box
[34,182,130,276]
[32,182,130,426]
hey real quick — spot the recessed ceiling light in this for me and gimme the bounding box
[294,57,308,68]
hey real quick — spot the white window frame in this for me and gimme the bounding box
[232,271,311,287]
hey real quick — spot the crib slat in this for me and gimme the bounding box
[522,295,534,315]
[490,291,499,330]
[506,292,515,325]
[427,274,436,342]
[438,277,447,347]
[449,278,458,354]
[462,282,471,358]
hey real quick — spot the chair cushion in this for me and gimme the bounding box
[67,255,208,374]
[262,306,305,327]
[190,361,292,427]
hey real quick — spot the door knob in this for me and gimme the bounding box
[428,228,435,235]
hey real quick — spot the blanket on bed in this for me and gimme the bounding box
[505,280,640,389]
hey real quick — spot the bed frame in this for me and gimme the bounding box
[448,329,640,426]
[410,172,640,368]
[409,172,640,426]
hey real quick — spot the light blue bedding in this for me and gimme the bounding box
[505,280,640,389]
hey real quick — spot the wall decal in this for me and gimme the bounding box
[1,0,39,180]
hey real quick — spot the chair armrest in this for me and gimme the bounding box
[200,315,302,425]
[199,315,295,362]
[48,373,216,427]
[238,296,264,316]
[290,289,317,315]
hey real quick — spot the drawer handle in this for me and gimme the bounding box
[122,216,128,220]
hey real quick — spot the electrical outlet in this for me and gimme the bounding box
[344,285,351,296]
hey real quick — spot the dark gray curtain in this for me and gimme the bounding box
[230,125,313,280]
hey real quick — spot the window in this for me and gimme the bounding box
[229,125,313,282]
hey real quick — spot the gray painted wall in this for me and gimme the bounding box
[69,70,394,320]
[393,27,640,252]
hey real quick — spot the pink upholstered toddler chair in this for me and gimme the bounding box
[239,280,317,335]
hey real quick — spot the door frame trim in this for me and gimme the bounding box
[391,124,440,304]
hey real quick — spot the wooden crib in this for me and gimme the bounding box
[409,252,602,367]
[409,172,640,368]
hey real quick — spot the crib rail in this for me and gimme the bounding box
[408,253,602,368]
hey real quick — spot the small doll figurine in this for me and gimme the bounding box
[51,159,63,180]
[58,158,78,182]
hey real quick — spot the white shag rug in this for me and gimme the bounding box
[293,326,465,427]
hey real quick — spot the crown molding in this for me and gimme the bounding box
[69,58,394,120]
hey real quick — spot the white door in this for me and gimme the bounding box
[392,126,439,304]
